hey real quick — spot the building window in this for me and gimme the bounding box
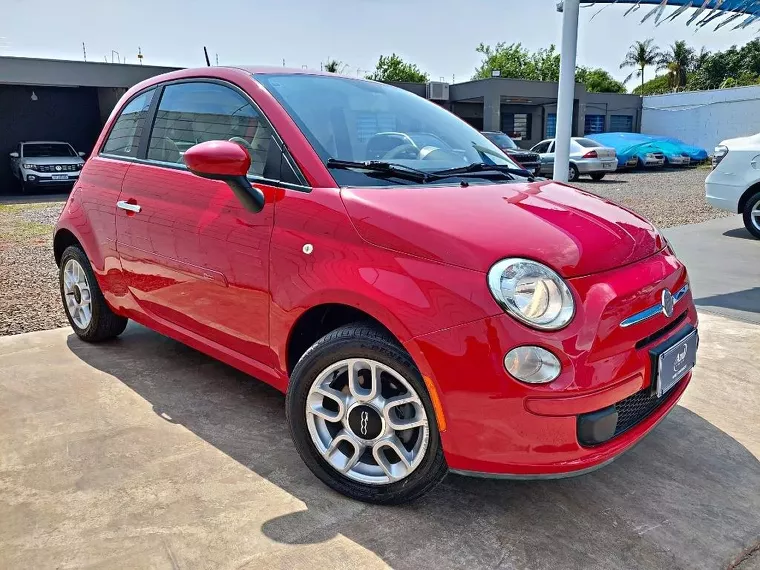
[610,115,634,133]
[584,114,606,135]
[502,113,531,141]
[357,112,397,143]
[546,113,557,138]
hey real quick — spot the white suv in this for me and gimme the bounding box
[706,134,760,238]
[9,141,86,193]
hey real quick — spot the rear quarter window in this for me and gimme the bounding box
[101,88,156,158]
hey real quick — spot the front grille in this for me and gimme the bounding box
[512,153,539,164]
[33,164,79,172]
[613,385,677,437]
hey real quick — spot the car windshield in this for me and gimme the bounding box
[23,143,76,158]
[575,138,602,148]
[255,73,521,186]
[484,132,518,149]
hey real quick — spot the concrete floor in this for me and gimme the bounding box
[1,311,758,570]
[665,215,760,325]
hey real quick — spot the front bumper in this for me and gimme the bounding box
[405,249,697,477]
[21,170,80,186]
[642,157,665,167]
[667,156,691,166]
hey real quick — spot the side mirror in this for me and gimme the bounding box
[78,151,86,157]
[9,152,19,158]
[184,140,265,213]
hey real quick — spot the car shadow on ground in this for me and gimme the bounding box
[723,227,757,241]
[0,190,70,204]
[578,177,628,185]
[696,287,760,317]
[65,325,760,570]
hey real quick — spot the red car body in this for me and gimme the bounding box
[54,67,697,478]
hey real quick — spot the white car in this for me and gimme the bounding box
[705,133,760,239]
[9,141,86,193]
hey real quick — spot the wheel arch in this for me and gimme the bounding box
[285,303,401,376]
[53,228,83,266]
[738,182,760,214]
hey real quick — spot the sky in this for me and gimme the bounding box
[2,0,759,87]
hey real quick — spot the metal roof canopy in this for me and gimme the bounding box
[553,0,760,182]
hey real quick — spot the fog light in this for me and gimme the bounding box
[504,346,561,384]
[26,175,36,181]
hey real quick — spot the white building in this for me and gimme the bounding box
[642,85,760,152]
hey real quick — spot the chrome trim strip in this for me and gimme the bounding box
[620,284,690,328]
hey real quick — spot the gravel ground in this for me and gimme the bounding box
[0,169,734,336]
[0,201,68,336]
[574,167,733,228]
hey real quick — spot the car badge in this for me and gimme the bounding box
[55,165,62,171]
[661,289,674,319]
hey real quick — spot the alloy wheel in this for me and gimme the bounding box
[305,358,430,485]
[752,198,760,233]
[62,259,92,329]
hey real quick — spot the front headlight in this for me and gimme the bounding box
[22,163,36,170]
[487,258,575,330]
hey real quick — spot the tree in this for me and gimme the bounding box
[620,39,664,93]
[658,41,695,91]
[366,54,429,83]
[633,74,673,95]
[473,43,560,81]
[576,67,627,93]
[473,43,625,92]
[323,59,346,74]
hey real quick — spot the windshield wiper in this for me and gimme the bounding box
[326,159,430,183]
[429,163,535,182]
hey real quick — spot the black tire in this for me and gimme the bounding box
[590,172,606,181]
[742,191,760,239]
[59,245,128,342]
[568,163,580,182]
[286,323,448,505]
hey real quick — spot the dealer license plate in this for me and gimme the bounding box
[653,329,698,398]
[52,174,68,180]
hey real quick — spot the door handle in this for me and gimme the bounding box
[117,200,141,213]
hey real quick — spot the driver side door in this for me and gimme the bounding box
[115,80,282,365]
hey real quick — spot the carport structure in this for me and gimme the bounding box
[554,0,760,182]
[0,57,176,193]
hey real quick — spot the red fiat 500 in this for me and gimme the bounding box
[54,67,698,504]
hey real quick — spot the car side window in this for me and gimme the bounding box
[102,88,156,158]
[548,141,556,153]
[533,141,549,153]
[147,82,275,178]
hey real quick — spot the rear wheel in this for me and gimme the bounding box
[59,245,128,342]
[742,191,760,239]
[286,323,447,504]
[590,172,606,181]
[567,163,580,182]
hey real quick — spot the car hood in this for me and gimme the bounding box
[22,157,83,165]
[721,133,760,149]
[341,181,665,278]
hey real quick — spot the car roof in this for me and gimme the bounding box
[22,141,73,145]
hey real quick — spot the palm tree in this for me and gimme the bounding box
[323,59,345,73]
[620,39,663,94]
[659,40,696,91]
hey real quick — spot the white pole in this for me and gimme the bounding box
[554,0,580,183]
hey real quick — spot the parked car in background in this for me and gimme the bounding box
[588,133,707,170]
[706,133,760,238]
[9,141,86,193]
[530,137,617,182]
[482,131,542,176]
[54,67,699,504]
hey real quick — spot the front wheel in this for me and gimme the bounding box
[590,172,606,181]
[743,191,760,239]
[286,323,448,504]
[59,245,128,342]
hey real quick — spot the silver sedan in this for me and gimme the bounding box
[530,138,618,182]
